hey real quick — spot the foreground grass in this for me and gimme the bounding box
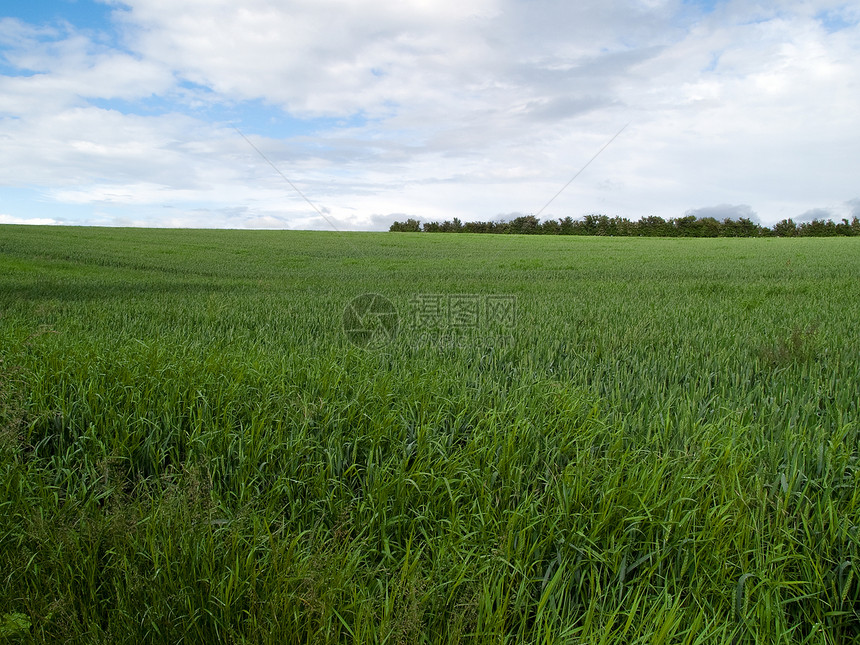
[0,225,859,643]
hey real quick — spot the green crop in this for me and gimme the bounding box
[0,225,858,643]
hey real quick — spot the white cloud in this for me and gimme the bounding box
[0,0,858,228]
[0,214,65,225]
[108,0,500,117]
[0,18,172,115]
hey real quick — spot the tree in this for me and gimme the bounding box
[772,219,797,237]
[674,215,699,237]
[389,218,421,232]
[637,216,669,237]
[541,218,561,234]
[508,215,540,234]
[559,216,576,235]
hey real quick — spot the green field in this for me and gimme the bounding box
[1,225,859,643]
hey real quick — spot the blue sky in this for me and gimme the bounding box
[1,0,859,230]
[4,0,113,33]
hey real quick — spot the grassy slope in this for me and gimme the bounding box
[1,225,859,643]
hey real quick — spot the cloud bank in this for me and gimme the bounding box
[0,0,859,229]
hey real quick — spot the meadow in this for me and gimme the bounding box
[0,225,858,643]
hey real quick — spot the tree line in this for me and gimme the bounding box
[390,214,860,237]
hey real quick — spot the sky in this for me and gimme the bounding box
[0,0,858,231]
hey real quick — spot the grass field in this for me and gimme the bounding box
[1,225,859,643]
